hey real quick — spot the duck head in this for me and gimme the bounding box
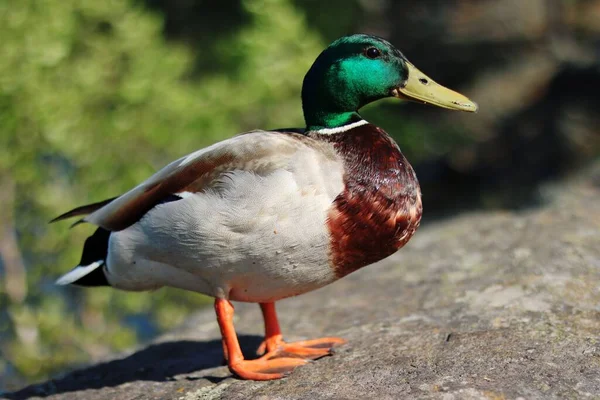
[302,34,477,131]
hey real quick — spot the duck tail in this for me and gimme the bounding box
[56,227,111,287]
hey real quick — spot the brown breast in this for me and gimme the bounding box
[311,123,423,279]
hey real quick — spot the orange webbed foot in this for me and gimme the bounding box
[258,302,346,361]
[216,299,345,380]
[256,335,346,360]
[229,356,309,380]
[216,299,320,380]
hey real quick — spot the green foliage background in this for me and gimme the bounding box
[0,0,329,389]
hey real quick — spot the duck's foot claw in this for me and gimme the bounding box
[230,357,308,380]
[256,336,346,360]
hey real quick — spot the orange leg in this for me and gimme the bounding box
[214,298,308,380]
[256,302,346,359]
[221,338,229,363]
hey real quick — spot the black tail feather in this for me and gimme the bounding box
[67,227,111,287]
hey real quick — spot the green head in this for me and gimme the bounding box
[302,34,477,131]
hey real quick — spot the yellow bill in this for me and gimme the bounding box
[392,61,478,112]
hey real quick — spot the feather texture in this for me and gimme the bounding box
[84,131,337,231]
[102,131,346,301]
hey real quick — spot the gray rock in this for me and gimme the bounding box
[6,165,600,400]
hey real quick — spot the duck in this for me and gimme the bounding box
[53,34,477,381]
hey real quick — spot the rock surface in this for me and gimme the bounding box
[6,165,600,400]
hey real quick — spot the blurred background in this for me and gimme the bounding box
[1,0,599,391]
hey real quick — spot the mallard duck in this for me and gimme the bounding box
[54,34,477,380]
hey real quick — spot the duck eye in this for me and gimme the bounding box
[365,47,381,59]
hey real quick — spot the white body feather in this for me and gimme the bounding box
[99,131,345,302]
